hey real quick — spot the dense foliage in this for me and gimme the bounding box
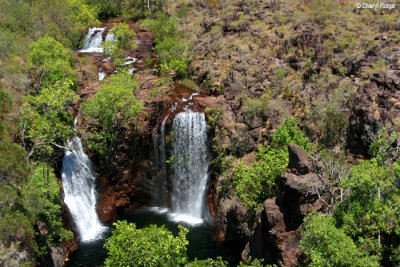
[28,36,75,86]
[301,131,400,266]
[142,13,189,77]
[104,221,189,267]
[82,72,142,156]
[86,0,165,19]
[105,221,266,267]
[0,0,97,264]
[233,118,311,210]
[300,213,379,267]
[20,79,76,159]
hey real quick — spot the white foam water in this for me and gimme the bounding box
[61,137,106,242]
[79,27,106,53]
[170,109,209,225]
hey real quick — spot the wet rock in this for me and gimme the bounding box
[50,246,64,267]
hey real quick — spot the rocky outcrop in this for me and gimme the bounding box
[0,242,32,267]
[242,144,327,266]
[346,38,400,155]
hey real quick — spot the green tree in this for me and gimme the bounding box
[20,79,76,159]
[271,117,311,151]
[233,117,311,210]
[0,211,37,257]
[21,164,73,251]
[81,72,142,156]
[104,221,188,267]
[28,36,74,86]
[0,141,29,184]
[234,146,288,210]
[334,159,400,256]
[142,14,189,77]
[332,131,400,264]
[300,213,379,267]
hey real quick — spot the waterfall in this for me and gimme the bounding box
[61,137,106,242]
[79,27,106,53]
[152,116,169,207]
[169,109,209,225]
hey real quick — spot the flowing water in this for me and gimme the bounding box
[79,27,106,53]
[169,109,209,224]
[61,137,106,242]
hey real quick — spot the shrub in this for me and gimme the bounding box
[81,72,142,156]
[104,221,189,267]
[233,117,311,210]
[28,36,74,86]
[20,79,76,159]
[300,213,379,267]
[142,14,189,77]
[234,147,288,210]
[271,117,311,151]
[103,23,137,65]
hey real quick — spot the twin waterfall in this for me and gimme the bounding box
[62,28,210,243]
[61,137,106,242]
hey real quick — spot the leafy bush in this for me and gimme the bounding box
[300,213,379,267]
[28,36,74,86]
[234,147,288,210]
[142,14,189,77]
[82,72,142,156]
[0,141,29,184]
[20,79,76,159]
[205,106,224,128]
[330,132,400,265]
[271,117,311,151]
[22,164,73,250]
[104,221,189,267]
[233,118,311,210]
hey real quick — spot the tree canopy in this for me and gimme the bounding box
[104,221,189,267]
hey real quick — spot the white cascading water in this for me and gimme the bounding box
[79,27,106,53]
[169,109,209,225]
[61,137,106,242]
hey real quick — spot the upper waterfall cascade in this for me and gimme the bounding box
[79,27,106,53]
[61,137,106,242]
[169,109,209,224]
[79,27,116,53]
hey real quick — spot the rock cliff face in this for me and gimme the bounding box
[240,144,327,266]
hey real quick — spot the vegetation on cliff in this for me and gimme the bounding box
[0,0,97,264]
[82,72,142,156]
[233,118,311,210]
